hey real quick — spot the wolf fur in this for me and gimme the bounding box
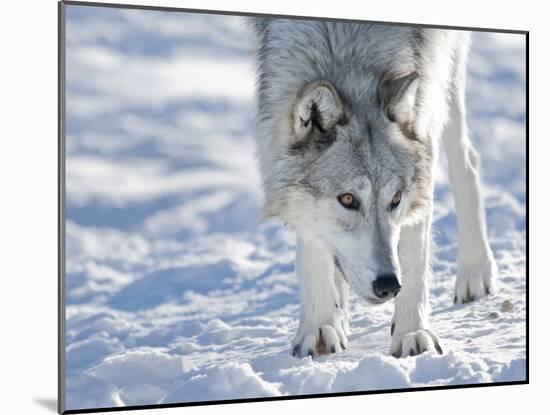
[252,18,497,358]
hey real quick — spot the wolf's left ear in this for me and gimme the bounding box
[292,80,344,141]
[379,71,419,125]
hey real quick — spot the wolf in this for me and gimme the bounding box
[252,18,497,358]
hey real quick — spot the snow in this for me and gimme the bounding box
[64,5,526,411]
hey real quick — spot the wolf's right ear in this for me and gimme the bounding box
[292,80,345,141]
[379,71,419,125]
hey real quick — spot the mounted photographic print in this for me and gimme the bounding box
[58,1,528,413]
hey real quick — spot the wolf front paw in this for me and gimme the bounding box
[292,322,348,358]
[454,258,498,304]
[390,329,442,358]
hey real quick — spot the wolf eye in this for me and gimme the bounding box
[338,193,360,210]
[390,191,402,210]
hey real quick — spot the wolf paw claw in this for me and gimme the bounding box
[292,323,348,358]
[390,329,442,358]
[454,259,497,304]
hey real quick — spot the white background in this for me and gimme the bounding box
[0,0,540,414]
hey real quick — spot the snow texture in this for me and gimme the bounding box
[64,5,526,411]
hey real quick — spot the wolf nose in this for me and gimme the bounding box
[372,274,401,299]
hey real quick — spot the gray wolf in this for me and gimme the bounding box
[252,18,497,358]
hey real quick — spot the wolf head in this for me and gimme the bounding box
[254,21,435,304]
[259,73,434,303]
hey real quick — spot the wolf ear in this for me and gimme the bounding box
[293,80,344,141]
[379,71,419,125]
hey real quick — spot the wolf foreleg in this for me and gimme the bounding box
[292,236,348,357]
[390,217,442,357]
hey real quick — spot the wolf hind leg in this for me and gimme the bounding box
[443,52,497,304]
[292,236,348,357]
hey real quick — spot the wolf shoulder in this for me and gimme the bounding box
[252,17,469,75]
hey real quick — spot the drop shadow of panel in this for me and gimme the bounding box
[34,398,57,412]
[109,260,237,311]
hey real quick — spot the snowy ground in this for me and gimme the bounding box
[64,5,526,411]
